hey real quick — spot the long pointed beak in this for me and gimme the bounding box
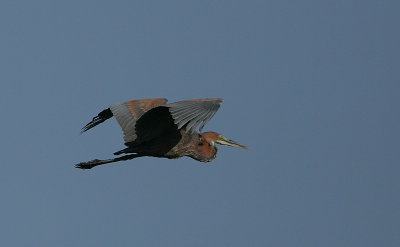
[215,135,248,149]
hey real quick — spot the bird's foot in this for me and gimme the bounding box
[75,159,102,169]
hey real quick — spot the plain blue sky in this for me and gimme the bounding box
[1,1,399,246]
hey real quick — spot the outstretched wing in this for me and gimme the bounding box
[109,98,168,143]
[82,98,222,145]
[166,98,223,133]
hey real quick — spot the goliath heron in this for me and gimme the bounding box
[76,98,247,169]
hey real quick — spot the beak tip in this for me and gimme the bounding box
[217,137,248,150]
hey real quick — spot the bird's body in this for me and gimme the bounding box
[76,98,246,169]
[128,130,218,162]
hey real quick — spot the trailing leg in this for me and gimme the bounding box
[75,154,144,169]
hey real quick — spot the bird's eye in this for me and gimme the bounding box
[198,142,204,146]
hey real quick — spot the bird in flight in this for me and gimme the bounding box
[76,98,247,169]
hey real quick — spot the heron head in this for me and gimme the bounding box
[201,132,248,149]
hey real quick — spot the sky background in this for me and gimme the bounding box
[1,1,399,246]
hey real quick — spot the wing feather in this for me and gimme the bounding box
[166,98,223,133]
[175,110,201,129]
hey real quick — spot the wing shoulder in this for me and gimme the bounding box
[109,98,168,143]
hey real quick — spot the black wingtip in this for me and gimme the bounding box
[80,108,113,133]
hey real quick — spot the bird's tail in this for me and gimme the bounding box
[80,108,113,133]
[113,148,129,155]
[113,145,137,155]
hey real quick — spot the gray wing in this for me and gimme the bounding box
[166,98,223,133]
[109,98,168,143]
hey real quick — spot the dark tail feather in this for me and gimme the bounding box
[113,147,132,155]
[81,108,113,133]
